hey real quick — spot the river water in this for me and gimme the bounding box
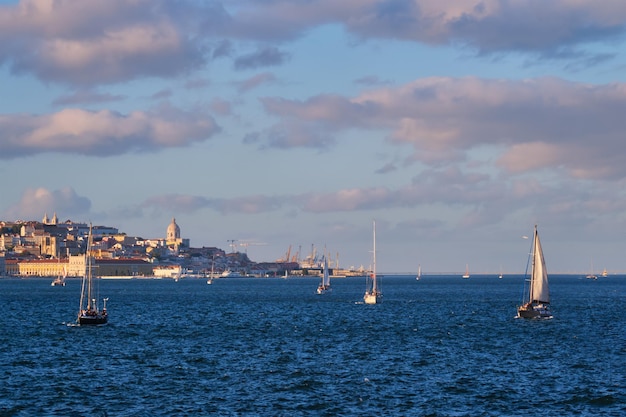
[0,275,623,416]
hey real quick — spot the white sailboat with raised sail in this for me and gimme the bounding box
[207,256,216,284]
[517,225,552,319]
[77,224,108,325]
[416,264,421,281]
[364,220,381,304]
[316,256,331,294]
[462,264,470,279]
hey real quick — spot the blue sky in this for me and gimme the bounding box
[2,0,626,274]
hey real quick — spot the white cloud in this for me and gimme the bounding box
[2,187,90,220]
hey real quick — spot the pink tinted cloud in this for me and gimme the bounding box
[257,77,626,179]
[0,105,220,158]
[0,0,206,85]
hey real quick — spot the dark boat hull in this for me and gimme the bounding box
[517,303,551,319]
[78,313,108,325]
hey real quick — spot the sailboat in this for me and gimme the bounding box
[51,258,66,286]
[316,256,331,294]
[207,259,215,284]
[364,220,381,304]
[416,264,421,281]
[586,258,597,280]
[462,264,470,279]
[601,268,608,277]
[77,224,108,325]
[517,225,552,319]
[498,265,503,279]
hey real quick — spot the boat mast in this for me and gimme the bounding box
[372,220,377,293]
[86,224,93,310]
[529,226,536,303]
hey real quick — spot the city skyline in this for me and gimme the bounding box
[2,1,626,273]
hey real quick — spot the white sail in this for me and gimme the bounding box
[530,227,549,304]
[317,255,331,294]
[364,220,380,304]
[322,257,330,287]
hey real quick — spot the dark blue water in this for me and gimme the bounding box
[0,275,624,416]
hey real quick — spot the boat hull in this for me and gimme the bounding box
[517,303,552,319]
[78,312,108,325]
[316,285,331,294]
[363,292,380,304]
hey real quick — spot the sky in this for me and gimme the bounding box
[2,0,626,274]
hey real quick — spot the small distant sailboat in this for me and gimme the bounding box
[462,264,470,279]
[364,220,381,304]
[416,264,421,281]
[586,258,597,280]
[316,256,331,294]
[51,260,66,287]
[207,262,215,285]
[498,266,503,279]
[517,225,552,319]
[77,224,108,325]
[601,268,608,277]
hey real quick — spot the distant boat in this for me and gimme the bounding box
[498,266,503,279]
[601,268,608,277]
[77,224,108,325]
[416,264,421,281]
[517,225,552,319]
[221,270,244,278]
[316,256,331,294]
[51,261,66,287]
[586,258,597,280]
[364,220,381,304]
[462,264,470,279]
[207,261,215,285]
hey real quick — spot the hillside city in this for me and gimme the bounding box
[0,213,364,279]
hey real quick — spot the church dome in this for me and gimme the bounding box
[167,217,181,241]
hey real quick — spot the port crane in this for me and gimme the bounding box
[238,240,267,254]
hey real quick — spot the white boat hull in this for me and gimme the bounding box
[363,292,379,304]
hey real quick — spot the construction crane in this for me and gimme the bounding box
[227,239,237,253]
[285,245,291,263]
[277,245,292,262]
[239,241,267,254]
